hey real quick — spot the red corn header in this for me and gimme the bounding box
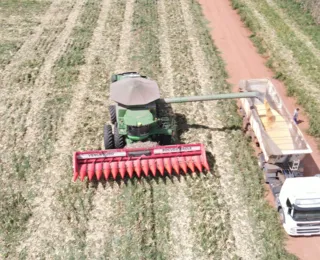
[73,143,209,181]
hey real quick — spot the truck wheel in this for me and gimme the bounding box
[108,105,116,124]
[278,208,285,224]
[104,124,114,149]
[114,124,125,148]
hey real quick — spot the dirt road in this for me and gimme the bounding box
[197,0,320,259]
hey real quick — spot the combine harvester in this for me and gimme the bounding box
[72,72,264,181]
[72,73,320,236]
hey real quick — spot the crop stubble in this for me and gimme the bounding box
[265,0,320,60]
[180,0,264,259]
[83,0,136,258]
[2,0,104,258]
[0,0,51,72]
[0,0,82,257]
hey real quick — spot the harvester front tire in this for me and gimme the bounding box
[104,125,114,149]
[109,105,116,124]
[114,124,125,148]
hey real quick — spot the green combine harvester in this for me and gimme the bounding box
[72,72,264,181]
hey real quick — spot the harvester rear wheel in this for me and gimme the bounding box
[104,124,114,149]
[109,105,116,124]
[114,124,125,148]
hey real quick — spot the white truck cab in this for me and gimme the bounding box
[277,176,320,236]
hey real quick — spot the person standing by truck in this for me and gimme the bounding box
[293,108,299,124]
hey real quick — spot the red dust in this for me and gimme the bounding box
[198,0,320,259]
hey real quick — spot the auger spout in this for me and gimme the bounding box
[164,91,264,104]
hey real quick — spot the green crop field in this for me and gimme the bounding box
[0,0,298,259]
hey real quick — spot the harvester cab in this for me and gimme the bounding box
[72,72,265,182]
[107,72,175,148]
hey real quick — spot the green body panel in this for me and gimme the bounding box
[124,109,153,126]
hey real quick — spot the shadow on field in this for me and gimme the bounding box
[175,112,241,134]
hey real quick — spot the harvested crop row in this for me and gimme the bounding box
[296,0,320,24]
[231,0,320,138]
[0,0,105,258]
[82,0,141,258]
[0,0,51,72]
[0,0,82,257]
[162,1,240,258]
[265,0,320,59]
[15,0,107,258]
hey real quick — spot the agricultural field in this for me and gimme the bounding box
[0,0,298,259]
[296,0,320,24]
[231,0,320,140]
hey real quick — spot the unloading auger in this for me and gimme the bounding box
[72,72,264,181]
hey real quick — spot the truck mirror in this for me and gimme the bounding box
[286,198,292,208]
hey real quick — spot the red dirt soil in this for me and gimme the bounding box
[198,0,320,259]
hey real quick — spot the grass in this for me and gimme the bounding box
[230,0,320,139]
[295,0,320,24]
[274,0,320,47]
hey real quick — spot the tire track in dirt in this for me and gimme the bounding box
[179,0,261,259]
[23,0,86,145]
[16,0,111,257]
[265,0,320,62]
